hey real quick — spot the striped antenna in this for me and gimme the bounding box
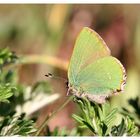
[45,73,70,97]
[45,73,68,83]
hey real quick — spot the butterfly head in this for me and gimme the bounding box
[66,82,78,96]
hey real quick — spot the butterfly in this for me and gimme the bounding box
[67,27,126,103]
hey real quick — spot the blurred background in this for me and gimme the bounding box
[0,4,140,132]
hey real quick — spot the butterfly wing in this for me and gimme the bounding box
[75,56,126,97]
[68,27,126,103]
[68,27,110,85]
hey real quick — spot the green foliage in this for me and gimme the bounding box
[0,113,36,136]
[72,97,118,136]
[45,126,80,136]
[0,47,139,136]
[0,48,17,69]
[111,117,139,136]
[72,97,140,136]
[0,48,17,103]
[121,97,140,126]
[0,48,44,136]
[0,83,16,103]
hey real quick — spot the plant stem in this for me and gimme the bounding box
[20,54,68,71]
[35,96,73,136]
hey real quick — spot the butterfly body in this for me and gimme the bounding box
[67,27,126,103]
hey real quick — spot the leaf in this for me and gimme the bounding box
[121,97,140,126]
[0,83,16,103]
[104,108,118,125]
[72,114,85,124]
[111,117,140,136]
[0,48,17,70]
[0,114,36,136]
[125,117,139,136]
[73,97,118,136]
[45,125,80,136]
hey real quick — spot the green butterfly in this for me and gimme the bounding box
[67,27,126,103]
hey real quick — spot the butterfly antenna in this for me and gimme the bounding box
[45,73,70,97]
[45,73,67,83]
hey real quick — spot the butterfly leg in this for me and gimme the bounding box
[66,88,70,96]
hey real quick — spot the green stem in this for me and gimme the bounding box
[35,96,73,136]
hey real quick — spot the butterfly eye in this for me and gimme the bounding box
[65,81,69,88]
[116,89,121,92]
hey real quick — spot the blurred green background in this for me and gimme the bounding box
[0,4,140,131]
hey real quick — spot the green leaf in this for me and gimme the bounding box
[73,98,118,136]
[0,114,36,136]
[0,83,16,103]
[111,117,140,136]
[121,97,140,126]
[72,114,85,124]
[0,48,17,69]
